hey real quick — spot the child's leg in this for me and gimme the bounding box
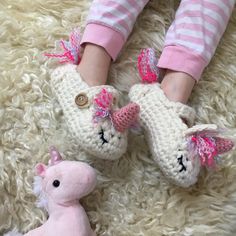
[78,0,149,86]
[161,70,195,104]
[158,0,235,103]
[77,44,111,86]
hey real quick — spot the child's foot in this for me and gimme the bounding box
[51,64,139,160]
[129,82,233,187]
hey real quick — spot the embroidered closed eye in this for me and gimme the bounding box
[99,128,108,145]
[177,155,187,172]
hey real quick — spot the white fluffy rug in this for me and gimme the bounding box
[1,0,236,235]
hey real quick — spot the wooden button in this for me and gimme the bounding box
[75,93,89,108]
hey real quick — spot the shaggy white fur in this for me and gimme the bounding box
[1,0,236,235]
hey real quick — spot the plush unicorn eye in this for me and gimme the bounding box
[52,180,60,187]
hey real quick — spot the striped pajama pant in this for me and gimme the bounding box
[80,0,235,81]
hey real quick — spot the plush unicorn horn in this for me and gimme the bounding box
[48,146,62,165]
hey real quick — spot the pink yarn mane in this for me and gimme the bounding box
[93,88,113,123]
[137,48,159,83]
[189,133,234,168]
[45,28,81,65]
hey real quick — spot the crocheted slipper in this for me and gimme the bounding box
[51,64,139,160]
[128,48,234,187]
[129,83,234,187]
[129,83,199,187]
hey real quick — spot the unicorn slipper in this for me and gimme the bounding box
[50,64,139,160]
[46,29,139,160]
[129,48,234,187]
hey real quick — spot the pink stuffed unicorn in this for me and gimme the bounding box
[5,147,97,236]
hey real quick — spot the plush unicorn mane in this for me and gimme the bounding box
[32,147,63,212]
[33,176,49,212]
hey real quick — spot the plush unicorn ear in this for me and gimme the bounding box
[49,146,63,165]
[185,124,234,168]
[35,163,47,177]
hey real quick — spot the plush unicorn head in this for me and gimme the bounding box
[5,147,97,236]
[35,147,96,207]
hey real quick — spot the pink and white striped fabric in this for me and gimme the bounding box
[81,0,148,60]
[81,0,235,80]
[158,0,235,80]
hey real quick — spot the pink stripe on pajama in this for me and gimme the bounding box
[158,0,235,80]
[81,0,149,60]
[81,0,235,80]
[86,0,149,36]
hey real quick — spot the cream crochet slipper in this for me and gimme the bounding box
[50,64,139,160]
[129,83,234,187]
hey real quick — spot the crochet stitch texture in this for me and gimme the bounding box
[50,64,128,160]
[129,83,201,187]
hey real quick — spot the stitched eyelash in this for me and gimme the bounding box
[177,155,187,172]
[98,129,108,145]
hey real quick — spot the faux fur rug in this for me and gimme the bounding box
[1,0,236,235]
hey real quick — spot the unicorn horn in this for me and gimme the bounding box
[215,137,234,154]
[49,146,63,165]
[111,103,140,132]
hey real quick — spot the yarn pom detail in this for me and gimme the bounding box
[93,88,113,123]
[137,48,159,83]
[189,134,234,168]
[45,28,81,65]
